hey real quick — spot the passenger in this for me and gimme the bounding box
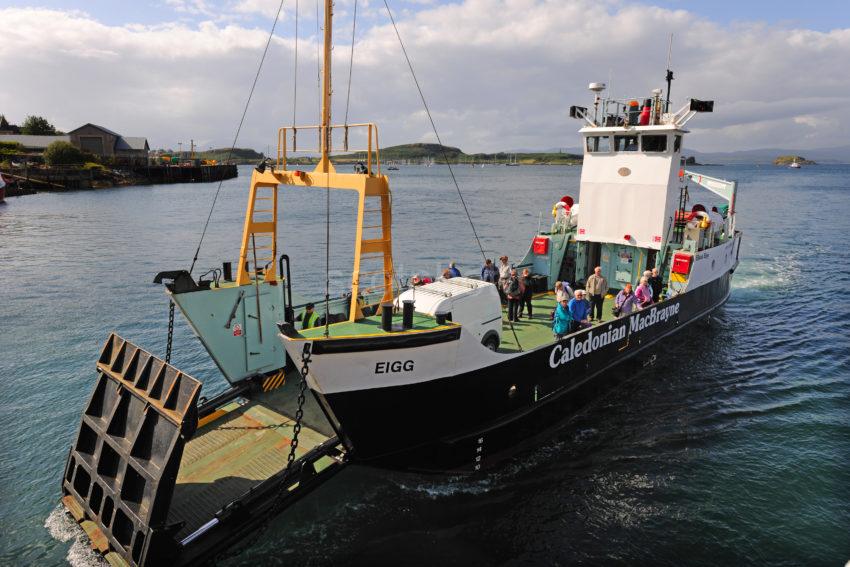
[554,281,569,303]
[552,298,571,339]
[519,268,534,319]
[481,259,499,284]
[709,206,724,226]
[441,268,453,280]
[568,289,592,333]
[635,276,654,308]
[497,255,511,302]
[448,261,462,278]
[614,284,639,317]
[585,266,608,322]
[302,302,319,329]
[504,268,522,323]
[649,267,664,301]
[710,206,726,242]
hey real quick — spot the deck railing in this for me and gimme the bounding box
[276,123,381,175]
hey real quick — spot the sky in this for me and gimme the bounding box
[1,0,849,153]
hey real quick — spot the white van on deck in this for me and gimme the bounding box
[395,277,503,350]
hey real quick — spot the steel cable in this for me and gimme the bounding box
[382,0,487,263]
[188,0,287,274]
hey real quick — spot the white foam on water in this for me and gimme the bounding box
[44,505,79,543]
[66,538,107,567]
[44,505,107,567]
[397,475,494,500]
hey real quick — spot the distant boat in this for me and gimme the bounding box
[789,158,801,169]
[506,154,520,166]
[0,173,6,203]
[387,165,399,171]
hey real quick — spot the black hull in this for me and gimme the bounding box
[321,271,734,473]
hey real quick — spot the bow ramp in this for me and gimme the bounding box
[61,334,348,567]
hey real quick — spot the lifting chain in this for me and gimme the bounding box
[213,344,313,563]
[271,343,311,513]
[165,300,175,364]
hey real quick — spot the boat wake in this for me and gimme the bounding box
[44,505,106,567]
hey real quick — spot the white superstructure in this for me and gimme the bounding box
[572,87,713,251]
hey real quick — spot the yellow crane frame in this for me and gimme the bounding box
[235,0,395,322]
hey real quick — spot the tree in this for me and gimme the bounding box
[44,141,85,166]
[21,115,61,135]
[0,114,19,133]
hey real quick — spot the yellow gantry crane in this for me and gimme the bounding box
[235,0,395,322]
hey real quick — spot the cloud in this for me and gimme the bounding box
[1,2,848,153]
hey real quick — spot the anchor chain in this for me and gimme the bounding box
[165,300,175,363]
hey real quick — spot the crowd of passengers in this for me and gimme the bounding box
[552,266,663,338]
[413,257,665,338]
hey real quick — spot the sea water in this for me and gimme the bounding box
[1,164,848,565]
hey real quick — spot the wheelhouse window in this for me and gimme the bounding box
[585,136,611,153]
[642,135,668,152]
[614,135,638,152]
[674,135,682,153]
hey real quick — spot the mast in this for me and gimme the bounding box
[318,0,333,172]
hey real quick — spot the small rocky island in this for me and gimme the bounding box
[774,155,816,165]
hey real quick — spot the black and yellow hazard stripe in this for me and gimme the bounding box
[262,369,286,392]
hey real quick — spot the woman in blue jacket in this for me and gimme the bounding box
[552,298,572,339]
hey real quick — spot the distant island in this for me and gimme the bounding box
[281,143,582,166]
[160,147,265,165]
[774,155,816,166]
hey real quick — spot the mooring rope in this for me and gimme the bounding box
[382,0,487,263]
[188,0,287,274]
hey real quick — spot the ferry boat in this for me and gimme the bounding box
[57,1,741,564]
[277,89,741,472]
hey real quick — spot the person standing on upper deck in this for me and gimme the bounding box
[585,266,608,322]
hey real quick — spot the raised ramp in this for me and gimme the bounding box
[62,334,201,567]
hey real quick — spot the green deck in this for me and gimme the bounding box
[498,293,618,353]
[167,378,334,539]
[299,312,445,339]
[298,292,621,351]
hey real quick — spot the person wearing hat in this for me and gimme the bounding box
[568,289,591,333]
[302,303,319,329]
[448,261,462,278]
